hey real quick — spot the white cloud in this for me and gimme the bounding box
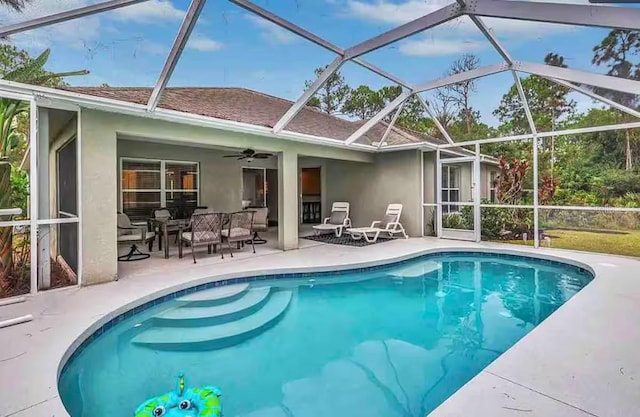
[342,0,584,56]
[187,35,224,52]
[0,0,101,49]
[0,0,187,52]
[400,38,487,56]
[111,0,185,23]
[245,14,297,45]
[345,0,435,25]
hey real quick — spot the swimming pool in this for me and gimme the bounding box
[58,252,592,417]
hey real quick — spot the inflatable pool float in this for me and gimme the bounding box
[134,373,222,417]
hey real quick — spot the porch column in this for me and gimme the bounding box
[37,107,51,290]
[80,110,118,284]
[278,150,299,250]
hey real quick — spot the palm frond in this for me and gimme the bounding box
[2,48,50,83]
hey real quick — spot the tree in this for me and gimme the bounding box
[493,53,575,179]
[342,85,382,119]
[376,86,427,132]
[494,53,575,135]
[445,54,479,135]
[305,66,350,115]
[592,29,640,170]
[341,84,430,132]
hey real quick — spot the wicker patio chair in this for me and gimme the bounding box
[222,211,255,257]
[178,212,224,263]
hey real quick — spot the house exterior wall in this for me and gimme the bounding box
[80,110,118,285]
[79,108,499,286]
[322,150,423,237]
[79,109,373,286]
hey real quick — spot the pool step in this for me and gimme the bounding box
[388,261,441,279]
[175,283,250,307]
[152,287,271,327]
[132,290,293,351]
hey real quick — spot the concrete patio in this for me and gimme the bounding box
[1,238,639,417]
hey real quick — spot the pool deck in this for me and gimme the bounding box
[1,237,639,417]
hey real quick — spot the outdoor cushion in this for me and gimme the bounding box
[222,227,251,239]
[328,211,347,225]
[182,231,219,243]
[118,231,155,242]
[378,214,398,228]
[117,233,143,242]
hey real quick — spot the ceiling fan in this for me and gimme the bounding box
[223,148,273,161]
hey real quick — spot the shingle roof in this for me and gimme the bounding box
[60,86,442,147]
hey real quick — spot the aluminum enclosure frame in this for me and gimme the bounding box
[2,0,640,151]
[2,0,640,256]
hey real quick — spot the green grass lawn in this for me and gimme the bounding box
[493,229,640,258]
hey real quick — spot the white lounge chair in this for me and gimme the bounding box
[312,202,351,237]
[348,203,408,243]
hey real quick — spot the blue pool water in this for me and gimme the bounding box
[58,253,592,417]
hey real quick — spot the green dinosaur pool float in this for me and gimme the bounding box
[134,373,222,417]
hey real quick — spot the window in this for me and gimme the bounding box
[441,166,460,214]
[489,171,498,203]
[121,158,199,220]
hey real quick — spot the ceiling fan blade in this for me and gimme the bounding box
[253,153,273,158]
[223,154,242,158]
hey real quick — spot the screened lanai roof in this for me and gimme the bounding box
[1,0,640,151]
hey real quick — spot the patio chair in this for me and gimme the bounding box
[348,203,408,243]
[249,207,269,244]
[312,202,351,237]
[222,211,255,257]
[193,207,210,215]
[117,212,156,261]
[151,208,180,250]
[178,212,224,263]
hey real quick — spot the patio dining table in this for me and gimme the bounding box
[148,217,191,259]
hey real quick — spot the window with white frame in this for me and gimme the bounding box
[441,165,460,214]
[489,171,498,203]
[121,158,199,220]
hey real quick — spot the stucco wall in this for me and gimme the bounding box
[80,109,373,285]
[322,150,423,237]
[80,110,118,285]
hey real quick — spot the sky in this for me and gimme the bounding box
[0,0,627,127]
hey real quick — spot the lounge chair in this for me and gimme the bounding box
[312,202,351,237]
[348,203,408,243]
[178,212,224,263]
[117,212,156,261]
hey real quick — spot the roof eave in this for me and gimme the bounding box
[0,79,378,153]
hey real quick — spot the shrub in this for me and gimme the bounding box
[442,212,467,229]
[600,169,640,198]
